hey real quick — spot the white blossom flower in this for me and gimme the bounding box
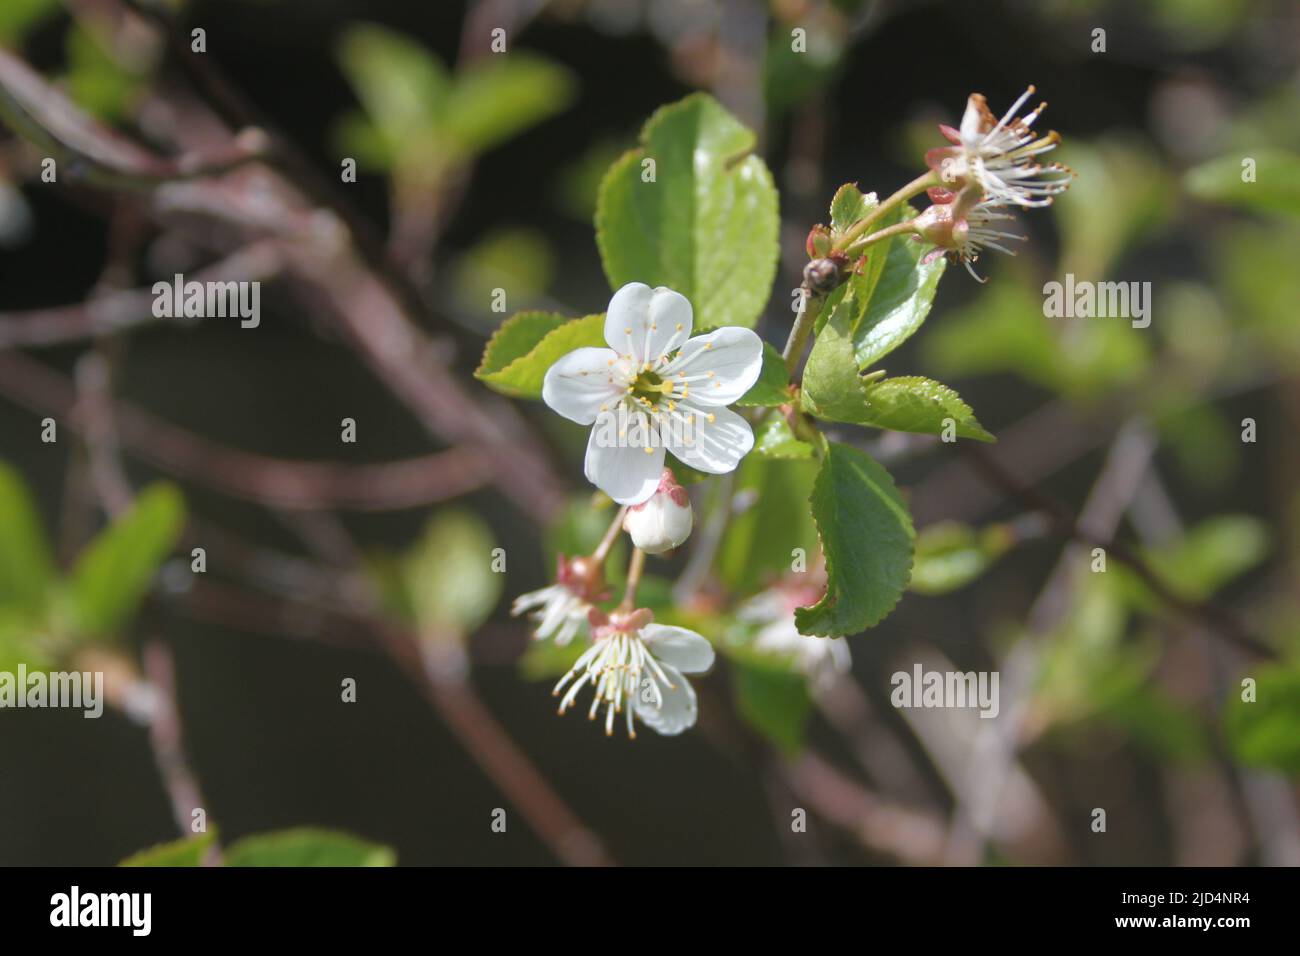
[926,85,1073,208]
[622,468,693,554]
[542,282,764,505]
[510,555,606,646]
[737,581,851,691]
[552,608,715,738]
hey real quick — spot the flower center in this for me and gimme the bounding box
[628,367,675,408]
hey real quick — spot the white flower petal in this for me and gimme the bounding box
[604,283,693,364]
[542,347,624,425]
[584,426,665,505]
[959,93,986,145]
[659,326,763,406]
[641,624,715,674]
[669,403,753,475]
[635,663,698,735]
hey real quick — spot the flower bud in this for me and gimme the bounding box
[622,469,692,554]
[805,224,833,259]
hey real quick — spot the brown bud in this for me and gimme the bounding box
[803,256,844,295]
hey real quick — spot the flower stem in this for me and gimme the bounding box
[842,218,921,257]
[782,285,822,376]
[833,169,938,253]
[618,547,647,612]
[592,505,629,562]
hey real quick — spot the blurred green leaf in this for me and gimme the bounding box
[1186,149,1300,219]
[719,456,819,592]
[66,484,185,641]
[910,521,1013,595]
[596,93,779,329]
[1216,222,1300,367]
[763,24,844,118]
[923,276,1151,399]
[0,606,53,672]
[64,23,145,121]
[733,660,813,755]
[0,0,59,43]
[1118,515,1268,609]
[452,228,555,319]
[518,637,586,682]
[555,138,625,221]
[796,442,914,637]
[1055,139,1172,278]
[752,416,814,460]
[337,24,448,143]
[442,54,575,157]
[0,461,56,617]
[335,25,572,174]
[736,341,791,407]
[404,510,501,637]
[1225,662,1300,774]
[225,828,396,867]
[475,312,605,398]
[120,831,215,867]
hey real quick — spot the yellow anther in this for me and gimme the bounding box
[707,413,716,423]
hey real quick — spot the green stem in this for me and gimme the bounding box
[833,169,938,253]
[842,219,921,257]
[782,287,822,376]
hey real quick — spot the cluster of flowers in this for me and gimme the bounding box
[915,85,1073,281]
[510,88,1071,737]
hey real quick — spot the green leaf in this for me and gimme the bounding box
[443,54,576,157]
[225,828,396,867]
[475,312,605,398]
[1186,150,1300,219]
[857,376,994,442]
[0,461,56,617]
[120,831,215,867]
[452,228,555,320]
[518,637,586,682]
[752,416,814,460]
[736,341,791,407]
[733,660,813,756]
[404,510,501,637]
[852,215,947,369]
[800,282,871,423]
[595,93,779,329]
[1225,662,1300,774]
[829,182,876,233]
[337,24,448,142]
[796,442,914,637]
[0,0,58,43]
[1118,515,1268,609]
[65,24,144,121]
[719,456,819,592]
[910,521,1013,595]
[66,484,185,640]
